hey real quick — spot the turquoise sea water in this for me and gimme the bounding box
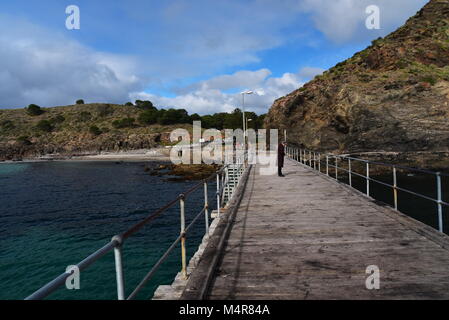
[0,161,214,300]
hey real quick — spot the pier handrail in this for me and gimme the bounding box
[286,146,448,233]
[25,155,248,300]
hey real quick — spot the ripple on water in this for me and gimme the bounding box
[0,161,215,300]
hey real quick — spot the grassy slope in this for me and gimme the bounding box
[0,103,191,141]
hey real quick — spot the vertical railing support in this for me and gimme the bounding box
[112,235,125,300]
[335,156,338,180]
[179,194,188,280]
[326,155,329,176]
[437,172,443,233]
[216,173,220,218]
[299,149,302,163]
[393,167,398,211]
[204,181,209,235]
[318,153,321,173]
[366,163,370,197]
[348,159,352,187]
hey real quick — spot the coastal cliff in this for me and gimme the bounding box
[265,0,449,169]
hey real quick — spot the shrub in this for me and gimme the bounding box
[17,136,32,145]
[0,120,15,130]
[97,104,114,117]
[76,99,85,105]
[50,115,65,124]
[79,111,92,122]
[27,104,44,116]
[112,117,135,129]
[421,75,437,86]
[35,120,53,132]
[89,125,102,136]
[125,102,134,107]
[371,37,383,46]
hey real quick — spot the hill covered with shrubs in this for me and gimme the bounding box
[0,101,266,160]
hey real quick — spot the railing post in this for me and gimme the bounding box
[393,167,398,211]
[112,235,125,300]
[309,151,312,167]
[366,162,370,197]
[313,152,317,170]
[216,173,220,218]
[348,159,352,187]
[299,149,302,163]
[437,172,443,233]
[180,194,188,280]
[326,155,329,176]
[204,181,209,235]
[335,156,338,180]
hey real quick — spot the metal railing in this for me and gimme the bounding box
[25,156,248,300]
[286,146,449,233]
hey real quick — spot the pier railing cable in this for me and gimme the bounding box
[286,146,448,234]
[25,154,248,300]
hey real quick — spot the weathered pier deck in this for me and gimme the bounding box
[182,159,449,299]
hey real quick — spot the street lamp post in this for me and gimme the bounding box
[246,118,253,131]
[241,91,253,138]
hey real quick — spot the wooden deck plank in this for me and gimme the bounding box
[205,159,449,300]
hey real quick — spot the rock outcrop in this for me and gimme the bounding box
[265,0,449,168]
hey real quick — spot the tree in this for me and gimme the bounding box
[26,104,44,116]
[223,108,243,129]
[190,113,201,122]
[76,99,85,105]
[135,100,156,110]
[138,109,158,125]
[125,102,134,107]
[157,108,190,125]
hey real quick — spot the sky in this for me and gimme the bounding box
[0,0,428,114]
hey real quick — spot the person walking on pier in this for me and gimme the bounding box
[278,141,285,177]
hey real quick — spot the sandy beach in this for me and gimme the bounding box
[0,148,172,163]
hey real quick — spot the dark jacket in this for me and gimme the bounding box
[278,143,285,168]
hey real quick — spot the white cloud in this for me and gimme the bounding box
[0,16,144,108]
[298,0,428,43]
[131,68,311,115]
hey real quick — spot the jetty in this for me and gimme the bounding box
[179,157,449,300]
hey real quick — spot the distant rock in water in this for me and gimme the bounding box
[265,0,449,169]
[147,163,221,182]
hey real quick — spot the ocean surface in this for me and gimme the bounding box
[336,166,449,234]
[0,161,215,300]
[1,161,448,300]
